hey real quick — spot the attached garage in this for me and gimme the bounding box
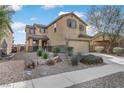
[68,40,89,53]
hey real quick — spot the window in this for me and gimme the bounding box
[40,28,45,33]
[67,19,77,28]
[30,29,34,34]
[79,24,84,31]
[54,24,57,32]
[54,28,56,32]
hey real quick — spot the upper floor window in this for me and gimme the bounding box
[30,29,34,34]
[40,28,45,33]
[79,24,84,31]
[54,24,57,32]
[67,19,77,28]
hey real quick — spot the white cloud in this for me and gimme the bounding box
[58,11,86,18]
[41,5,63,10]
[87,25,98,36]
[17,30,25,33]
[30,17,38,21]
[58,11,70,16]
[11,22,26,32]
[9,5,23,11]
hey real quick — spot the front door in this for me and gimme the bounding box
[42,41,47,49]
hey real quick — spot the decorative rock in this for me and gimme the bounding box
[52,56,62,63]
[37,59,47,65]
[46,59,55,66]
[25,59,38,69]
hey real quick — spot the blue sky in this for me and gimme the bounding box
[11,5,95,44]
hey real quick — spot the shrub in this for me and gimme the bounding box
[52,47,60,56]
[71,55,78,65]
[43,52,48,59]
[33,46,39,52]
[70,53,83,66]
[113,47,124,56]
[67,47,73,56]
[37,48,43,57]
[52,47,60,53]
[80,54,103,64]
[95,46,104,53]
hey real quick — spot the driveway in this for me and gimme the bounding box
[90,53,124,65]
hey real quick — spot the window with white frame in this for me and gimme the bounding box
[67,19,77,28]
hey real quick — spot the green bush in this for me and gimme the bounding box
[52,47,60,53]
[37,48,43,57]
[33,46,39,52]
[67,47,73,56]
[52,47,60,56]
[70,53,83,65]
[113,47,124,56]
[71,54,78,65]
[43,52,48,59]
[80,54,103,64]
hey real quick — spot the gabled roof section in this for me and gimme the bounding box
[25,25,34,32]
[46,12,88,28]
[33,24,46,28]
[25,25,34,29]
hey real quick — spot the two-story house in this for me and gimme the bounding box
[0,24,13,55]
[25,13,92,53]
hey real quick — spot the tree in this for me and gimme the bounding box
[0,5,14,41]
[88,6,124,53]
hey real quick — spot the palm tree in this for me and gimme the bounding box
[0,5,14,41]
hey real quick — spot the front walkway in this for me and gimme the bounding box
[0,64,123,88]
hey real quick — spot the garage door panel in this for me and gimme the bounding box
[69,41,89,53]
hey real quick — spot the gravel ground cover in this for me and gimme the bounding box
[68,72,124,88]
[0,52,105,85]
[0,60,25,85]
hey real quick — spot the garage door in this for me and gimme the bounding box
[68,40,89,53]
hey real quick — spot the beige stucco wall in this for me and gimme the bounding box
[46,14,88,46]
[0,27,13,54]
[60,14,87,40]
[46,18,66,46]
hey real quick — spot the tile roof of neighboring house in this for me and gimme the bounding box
[46,12,88,28]
[28,35,49,40]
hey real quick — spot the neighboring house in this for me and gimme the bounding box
[91,32,124,52]
[25,12,92,53]
[0,24,13,55]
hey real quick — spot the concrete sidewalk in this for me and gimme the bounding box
[0,64,123,88]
